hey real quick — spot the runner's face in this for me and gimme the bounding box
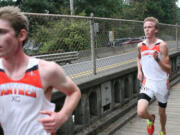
[144,21,158,38]
[0,19,19,58]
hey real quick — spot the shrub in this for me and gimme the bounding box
[31,18,90,54]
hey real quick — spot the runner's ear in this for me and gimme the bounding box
[155,28,158,34]
[17,29,27,44]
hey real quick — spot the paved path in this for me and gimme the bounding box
[113,82,180,135]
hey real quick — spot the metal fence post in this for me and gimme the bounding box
[90,13,96,75]
[70,0,74,15]
[176,24,178,51]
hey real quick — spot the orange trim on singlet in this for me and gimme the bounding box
[142,78,146,85]
[0,69,42,88]
[141,43,160,53]
[142,52,154,56]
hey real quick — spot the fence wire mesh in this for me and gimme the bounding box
[24,13,90,56]
[23,13,180,80]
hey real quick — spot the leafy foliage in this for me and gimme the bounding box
[120,0,175,24]
[0,0,178,24]
[19,0,55,13]
[75,0,123,17]
[120,1,146,21]
[31,19,90,54]
[0,0,15,7]
[143,0,175,24]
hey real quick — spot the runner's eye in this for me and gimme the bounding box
[0,29,8,34]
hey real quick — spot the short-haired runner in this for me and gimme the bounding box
[0,6,81,135]
[137,17,171,135]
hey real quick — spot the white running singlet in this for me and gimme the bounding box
[140,39,169,103]
[0,58,55,135]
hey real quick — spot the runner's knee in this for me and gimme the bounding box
[158,107,166,116]
[137,109,146,118]
[137,103,148,118]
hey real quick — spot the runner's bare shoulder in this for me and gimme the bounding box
[137,41,143,51]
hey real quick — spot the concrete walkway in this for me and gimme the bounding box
[113,82,180,135]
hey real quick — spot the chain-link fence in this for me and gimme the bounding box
[24,13,90,54]
[23,12,180,78]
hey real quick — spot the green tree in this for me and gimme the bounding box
[143,0,175,24]
[17,0,71,14]
[52,0,70,14]
[120,0,146,21]
[19,0,56,13]
[0,0,15,7]
[75,0,123,17]
[120,0,175,24]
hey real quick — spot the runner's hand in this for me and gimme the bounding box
[38,110,69,133]
[153,51,160,62]
[137,71,143,81]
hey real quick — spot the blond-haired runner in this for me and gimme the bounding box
[0,6,81,135]
[137,17,171,135]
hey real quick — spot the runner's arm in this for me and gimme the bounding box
[38,61,81,132]
[50,63,81,119]
[155,42,171,74]
[137,43,143,81]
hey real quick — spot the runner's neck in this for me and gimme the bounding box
[145,37,158,48]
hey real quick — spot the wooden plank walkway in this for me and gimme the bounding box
[113,82,180,135]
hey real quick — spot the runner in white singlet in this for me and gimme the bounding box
[0,6,81,135]
[137,17,171,135]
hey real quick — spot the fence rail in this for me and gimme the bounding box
[34,51,79,64]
